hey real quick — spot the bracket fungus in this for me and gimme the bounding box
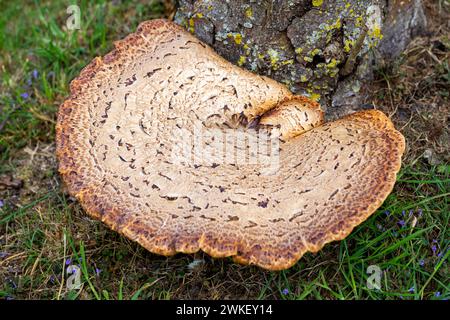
[56,19,405,270]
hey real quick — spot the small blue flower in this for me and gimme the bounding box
[419,259,425,267]
[384,210,390,216]
[431,245,437,255]
[398,220,406,227]
[95,268,101,275]
[281,288,289,295]
[408,286,415,293]
[435,292,441,297]
[409,210,413,217]
[32,69,39,79]
[402,210,406,216]
[20,92,29,99]
[0,199,4,208]
[418,209,423,217]
[65,258,72,265]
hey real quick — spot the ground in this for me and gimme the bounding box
[0,0,448,300]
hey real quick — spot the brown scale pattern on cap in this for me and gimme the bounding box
[56,19,405,270]
[259,96,324,140]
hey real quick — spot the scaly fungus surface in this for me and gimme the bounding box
[56,19,405,270]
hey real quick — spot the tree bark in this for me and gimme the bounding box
[174,0,427,119]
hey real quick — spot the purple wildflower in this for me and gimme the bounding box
[384,210,390,216]
[419,259,425,267]
[20,92,29,99]
[281,288,289,295]
[398,220,406,227]
[409,210,413,217]
[418,209,423,217]
[408,286,415,293]
[0,199,4,208]
[435,292,441,297]
[32,69,38,79]
[95,268,101,275]
[431,245,437,255]
[402,210,406,216]
[65,258,72,265]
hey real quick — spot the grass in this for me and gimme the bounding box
[0,0,449,300]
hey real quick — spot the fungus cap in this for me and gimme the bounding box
[56,19,405,270]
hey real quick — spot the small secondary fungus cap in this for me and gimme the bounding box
[56,19,405,270]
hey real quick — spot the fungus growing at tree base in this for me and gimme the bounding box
[56,19,405,270]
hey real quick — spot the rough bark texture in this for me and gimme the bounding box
[174,0,427,119]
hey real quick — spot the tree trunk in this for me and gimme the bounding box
[174,0,427,119]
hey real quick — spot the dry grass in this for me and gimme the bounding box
[371,1,450,164]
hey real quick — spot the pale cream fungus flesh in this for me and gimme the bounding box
[56,19,405,270]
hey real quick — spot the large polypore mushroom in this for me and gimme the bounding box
[56,19,405,270]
